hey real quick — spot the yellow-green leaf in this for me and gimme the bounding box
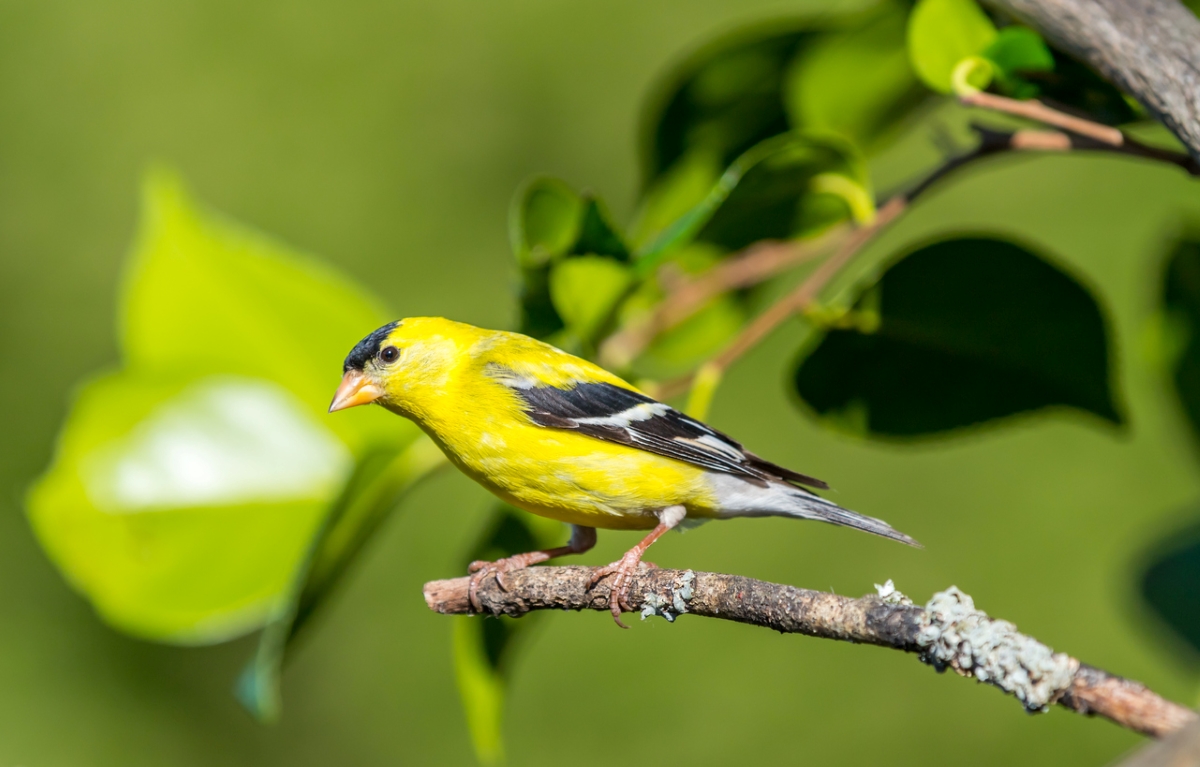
[120,170,397,452]
[28,372,343,642]
[549,256,634,344]
[907,0,997,94]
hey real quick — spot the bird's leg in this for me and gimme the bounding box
[588,505,685,628]
[467,524,597,613]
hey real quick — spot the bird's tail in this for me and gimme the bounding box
[713,475,920,547]
[786,490,922,547]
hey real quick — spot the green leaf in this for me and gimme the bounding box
[1140,515,1200,661]
[983,26,1053,97]
[509,177,584,268]
[1160,230,1200,451]
[549,257,634,346]
[27,372,344,642]
[785,0,928,150]
[510,178,630,341]
[907,0,997,94]
[793,236,1121,437]
[453,507,563,766]
[642,25,822,187]
[120,171,397,451]
[636,132,866,269]
[693,132,867,253]
[237,437,445,720]
[27,170,414,646]
[629,152,723,252]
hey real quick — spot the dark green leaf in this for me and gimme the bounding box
[635,132,867,269]
[576,198,630,261]
[694,132,866,252]
[1161,231,1200,450]
[517,263,565,340]
[1139,515,1200,661]
[642,25,823,185]
[793,236,1121,436]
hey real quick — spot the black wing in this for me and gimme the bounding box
[501,374,828,490]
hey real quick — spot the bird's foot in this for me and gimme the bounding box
[467,552,545,613]
[588,551,658,628]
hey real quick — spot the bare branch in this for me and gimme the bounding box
[961,95,1200,175]
[978,0,1200,161]
[599,227,847,369]
[424,566,1198,739]
[961,90,1125,146]
[656,197,906,399]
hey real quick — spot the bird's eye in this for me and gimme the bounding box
[378,346,400,364]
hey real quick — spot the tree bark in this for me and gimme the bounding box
[424,565,1197,739]
[979,0,1200,160]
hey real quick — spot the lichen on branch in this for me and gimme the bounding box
[424,565,1197,739]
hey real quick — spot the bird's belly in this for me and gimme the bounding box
[433,423,713,531]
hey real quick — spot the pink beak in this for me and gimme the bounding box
[328,370,384,412]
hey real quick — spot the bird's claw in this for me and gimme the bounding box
[466,555,528,613]
[463,556,511,612]
[588,553,657,628]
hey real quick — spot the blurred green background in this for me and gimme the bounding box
[3,1,1199,765]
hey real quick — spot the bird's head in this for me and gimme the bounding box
[328,317,472,415]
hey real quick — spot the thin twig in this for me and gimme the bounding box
[647,121,1198,400]
[599,226,849,369]
[960,90,1125,146]
[657,197,906,399]
[962,93,1200,175]
[424,566,1198,739]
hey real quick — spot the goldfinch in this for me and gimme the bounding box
[330,317,918,626]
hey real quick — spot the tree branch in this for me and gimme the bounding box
[424,566,1197,739]
[598,227,847,370]
[978,0,1200,161]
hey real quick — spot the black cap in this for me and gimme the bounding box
[342,321,400,372]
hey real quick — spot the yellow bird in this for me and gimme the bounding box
[330,317,918,626]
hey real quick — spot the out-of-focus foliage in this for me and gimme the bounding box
[453,506,562,766]
[906,0,997,93]
[642,24,821,185]
[1140,518,1200,661]
[1138,229,1200,665]
[1025,52,1140,125]
[1158,231,1200,446]
[784,1,927,151]
[13,0,1200,765]
[27,172,441,712]
[793,237,1120,436]
[511,178,630,349]
[239,438,445,720]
